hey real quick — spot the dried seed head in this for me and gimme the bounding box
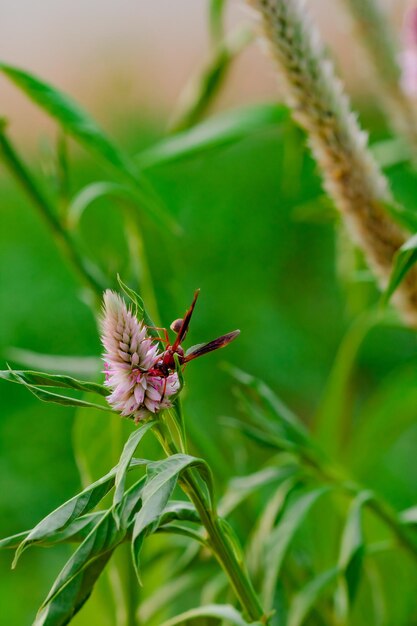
[248,0,417,327]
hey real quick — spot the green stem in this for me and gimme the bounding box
[182,471,267,623]
[155,423,268,623]
[351,486,417,565]
[309,456,417,566]
[0,129,106,299]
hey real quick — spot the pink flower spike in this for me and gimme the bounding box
[100,290,179,422]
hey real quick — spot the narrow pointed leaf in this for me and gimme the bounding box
[226,366,318,459]
[36,477,146,624]
[156,523,206,545]
[131,454,213,581]
[0,63,137,180]
[247,475,299,575]
[1,513,106,551]
[113,420,155,515]
[116,275,157,329]
[287,567,340,626]
[338,491,371,604]
[219,465,297,517]
[139,571,210,623]
[5,349,101,378]
[35,551,114,626]
[67,181,139,229]
[222,415,297,452]
[159,500,200,525]
[0,63,179,233]
[14,378,109,412]
[400,506,417,525]
[262,487,330,608]
[13,459,145,565]
[0,368,107,396]
[159,604,261,626]
[383,233,417,305]
[136,104,288,168]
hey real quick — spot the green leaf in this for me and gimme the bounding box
[382,200,417,232]
[287,567,339,626]
[0,512,106,551]
[337,491,371,608]
[156,522,206,545]
[168,28,252,134]
[113,420,155,518]
[217,517,245,563]
[9,372,110,412]
[0,368,107,396]
[131,454,213,581]
[3,368,107,412]
[67,181,140,229]
[0,63,137,180]
[159,500,200,526]
[139,571,210,623]
[5,348,101,378]
[262,487,330,608]
[115,275,158,331]
[12,459,145,565]
[35,477,146,625]
[159,603,260,626]
[219,465,298,517]
[72,404,147,620]
[164,406,185,460]
[136,104,288,168]
[370,136,410,169]
[35,551,114,626]
[400,506,417,525]
[226,365,316,454]
[247,475,299,576]
[221,416,294,452]
[383,233,417,305]
[0,63,179,234]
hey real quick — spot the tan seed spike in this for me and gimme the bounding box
[247,0,417,327]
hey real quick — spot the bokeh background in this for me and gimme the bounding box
[1,1,417,624]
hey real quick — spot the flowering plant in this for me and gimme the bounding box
[101,290,181,421]
[1,1,417,625]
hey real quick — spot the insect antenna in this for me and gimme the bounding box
[171,289,200,351]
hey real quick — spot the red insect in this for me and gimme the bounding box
[147,289,240,380]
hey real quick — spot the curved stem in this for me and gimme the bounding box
[154,422,268,623]
[310,458,417,566]
[181,470,267,623]
[0,129,106,300]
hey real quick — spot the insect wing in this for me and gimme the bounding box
[184,330,240,362]
[172,289,200,350]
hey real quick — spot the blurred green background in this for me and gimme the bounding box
[1,99,417,624]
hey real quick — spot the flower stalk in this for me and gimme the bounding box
[342,0,417,160]
[247,0,417,328]
[154,415,268,624]
[101,290,267,621]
